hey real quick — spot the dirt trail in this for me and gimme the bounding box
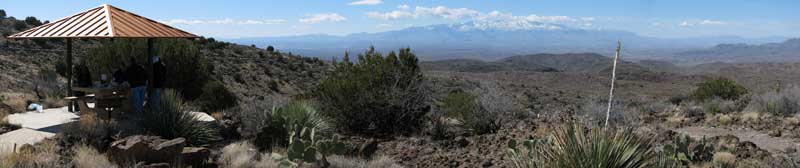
[674,126,800,154]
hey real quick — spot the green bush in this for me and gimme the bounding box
[315,47,429,135]
[196,81,238,112]
[692,78,747,102]
[86,38,212,100]
[506,124,656,168]
[439,90,499,135]
[142,89,221,146]
[747,86,800,116]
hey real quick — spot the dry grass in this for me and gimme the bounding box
[740,112,760,124]
[219,141,280,168]
[712,152,736,167]
[0,140,62,168]
[327,155,403,168]
[3,93,34,113]
[666,115,686,126]
[72,145,116,168]
[718,114,733,125]
[784,117,800,126]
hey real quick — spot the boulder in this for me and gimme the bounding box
[109,135,186,164]
[181,147,210,167]
[454,136,470,148]
[357,139,378,159]
[768,130,782,137]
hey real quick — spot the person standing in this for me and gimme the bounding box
[151,56,166,108]
[126,57,148,113]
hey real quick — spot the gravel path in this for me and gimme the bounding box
[674,126,800,154]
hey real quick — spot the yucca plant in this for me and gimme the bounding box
[142,89,221,146]
[507,124,656,168]
[254,100,332,151]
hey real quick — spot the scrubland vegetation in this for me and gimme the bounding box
[3,11,800,168]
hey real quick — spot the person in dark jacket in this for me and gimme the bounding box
[112,66,125,84]
[151,56,166,107]
[126,57,148,113]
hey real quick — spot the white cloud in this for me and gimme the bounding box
[414,6,479,20]
[366,5,479,20]
[160,18,287,25]
[398,4,409,10]
[699,20,725,25]
[348,0,382,5]
[680,21,694,27]
[680,19,726,27]
[299,13,347,24]
[366,10,413,20]
[365,5,598,30]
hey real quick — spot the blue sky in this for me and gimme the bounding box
[1,0,798,38]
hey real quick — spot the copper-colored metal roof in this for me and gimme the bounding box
[8,4,198,39]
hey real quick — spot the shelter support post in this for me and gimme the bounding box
[66,38,73,112]
[146,38,154,97]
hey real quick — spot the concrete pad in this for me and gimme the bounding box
[6,106,79,130]
[0,106,78,152]
[0,128,55,152]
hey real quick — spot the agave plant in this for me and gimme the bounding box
[142,89,221,146]
[506,124,657,168]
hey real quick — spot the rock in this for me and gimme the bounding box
[768,130,782,137]
[685,106,704,118]
[482,160,494,167]
[109,135,186,164]
[357,139,378,159]
[785,147,796,154]
[137,162,170,168]
[454,136,470,148]
[182,147,210,167]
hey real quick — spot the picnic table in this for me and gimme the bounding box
[67,86,130,119]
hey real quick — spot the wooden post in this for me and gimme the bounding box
[66,38,74,112]
[146,38,154,96]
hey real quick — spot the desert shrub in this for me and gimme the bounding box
[196,81,238,112]
[747,86,800,116]
[23,16,42,26]
[327,155,403,168]
[439,89,501,135]
[72,144,117,168]
[34,68,66,100]
[315,47,429,135]
[506,124,655,168]
[668,94,690,105]
[701,98,740,114]
[86,38,213,100]
[693,78,747,102]
[577,99,625,126]
[712,152,736,168]
[141,89,221,146]
[60,113,119,151]
[218,141,295,168]
[0,10,6,18]
[239,95,290,138]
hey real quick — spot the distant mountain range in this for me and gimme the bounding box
[675,38,800,64]
[226,21,788,61]
[421,53,623,73]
